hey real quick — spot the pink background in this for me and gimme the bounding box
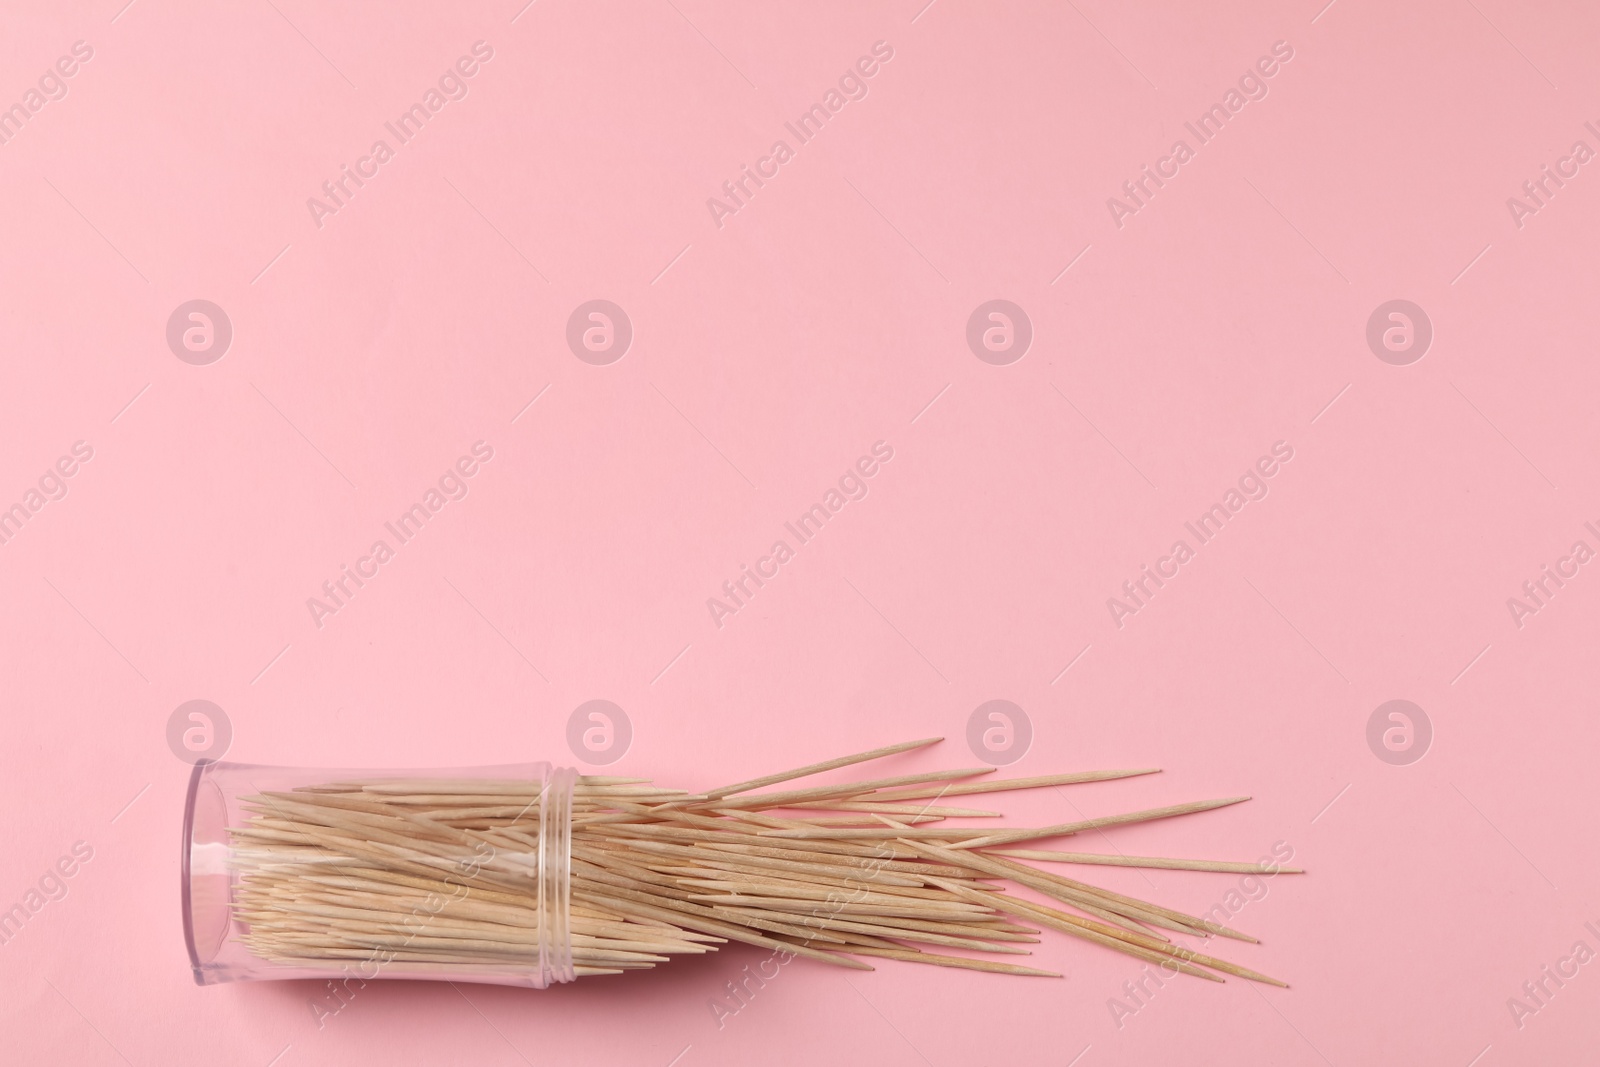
[3,1,1599,1064]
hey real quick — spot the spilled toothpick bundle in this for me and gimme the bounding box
[225,738,1297,986]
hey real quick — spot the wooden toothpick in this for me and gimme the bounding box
[221,748,1291,989]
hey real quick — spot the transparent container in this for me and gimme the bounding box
[182,759,577,989]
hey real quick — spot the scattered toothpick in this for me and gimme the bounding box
[223,738,1296,986]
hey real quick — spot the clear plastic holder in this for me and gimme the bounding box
[182,759,578,989]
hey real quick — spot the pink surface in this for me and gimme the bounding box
[2,1,1598,1064]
